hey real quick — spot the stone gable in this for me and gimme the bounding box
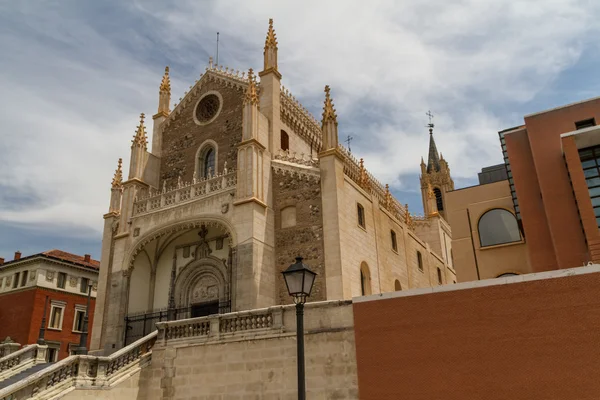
[159,79,244,189]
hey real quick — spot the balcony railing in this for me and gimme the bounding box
[132,171,236,216]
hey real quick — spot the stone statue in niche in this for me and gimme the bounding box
[196,225,212,258]
[216,238,224,250]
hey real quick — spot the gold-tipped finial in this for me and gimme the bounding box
[132,113,148,149]
[111,158,123,188]
[160,66,171,93]
[265,18,278,49]
[322,85,338,125]
[244,68,259,105]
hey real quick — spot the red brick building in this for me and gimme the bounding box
[0,250,99,361]
[500,97,600,271]
[353,266,600,400]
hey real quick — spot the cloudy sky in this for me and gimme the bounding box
[1,0,599,259]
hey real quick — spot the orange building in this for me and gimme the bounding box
[447,97,600,280]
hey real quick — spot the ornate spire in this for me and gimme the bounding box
[359,158,370,189]
[262,18,279,73]
[244,69,259,105]
[385,184,392,208]
[160,66,170,93]
[132,113,148,150]
[111,158,123,188]
[427,127,441,173]
[322,85,338,125]
[265,18,278,49]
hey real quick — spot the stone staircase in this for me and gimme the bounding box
[0,331,157,400]
[0,343,49,386]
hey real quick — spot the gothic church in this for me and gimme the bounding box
[91,19,455,353]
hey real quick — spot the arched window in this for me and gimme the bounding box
[198,145,216,178]
[478,209,521,247]
[281,130,289,151]
[394,279,401,291]
[390,230,398,252]
[433,188,443,211]
[417,251,423,271]
[360,262,372,296]
[437,267,443,284]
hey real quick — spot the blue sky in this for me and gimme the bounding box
[0,0,599,260]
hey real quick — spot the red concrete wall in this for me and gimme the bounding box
[505,128,557,271]
[353,272,600,400]
[523,100,600,269]
[0,288,95,360]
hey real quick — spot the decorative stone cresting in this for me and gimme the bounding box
[280,86,323,151]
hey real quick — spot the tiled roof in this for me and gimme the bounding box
[42,250,100,270]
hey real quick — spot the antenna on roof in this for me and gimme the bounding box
[216,32,220,66]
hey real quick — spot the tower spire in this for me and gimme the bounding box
[157,67,171,116]
[262,18,279,74]
[321,85,339,150]
[111,158,123,188]
[132,113,148,150]
[426,111,440,173]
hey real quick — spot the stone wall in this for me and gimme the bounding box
[145,301,357,400]
[273,170,326,304]
[159,78,244,188]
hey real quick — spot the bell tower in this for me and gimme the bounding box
[420,113,453,219]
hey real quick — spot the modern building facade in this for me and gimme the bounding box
[446,97,600,281]
[91,19,456,354]
[0,250,98,361]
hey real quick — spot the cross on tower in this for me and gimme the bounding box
[426,110,435,132]
[345,135,354,152]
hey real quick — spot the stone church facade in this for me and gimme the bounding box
[91,19,456,354]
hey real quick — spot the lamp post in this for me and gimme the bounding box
[75,283,93,355]
[282,257,316,400]
[37,296,49,345]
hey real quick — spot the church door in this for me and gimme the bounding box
[191,301,219,318]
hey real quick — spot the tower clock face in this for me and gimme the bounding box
[195,94,220,123]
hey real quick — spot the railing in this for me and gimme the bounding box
[0,331,157,400]
[156,307,279,343]
[124,302,231,346]
[273,149,319,168]
[0,339,20,359]
[0,344,46,382]
[132,171,236,216]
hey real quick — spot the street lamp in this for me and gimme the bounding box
[282,256,316,400]
[75,283,93,355]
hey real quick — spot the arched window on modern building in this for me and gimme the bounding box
[417,251,423,271]
[360,262,372,296]
[281,130,289,151]
[198,145,216,178]
[478,208,521,247]
[497,272,519,278]
[394,279,401,291]
[433,188,443,211]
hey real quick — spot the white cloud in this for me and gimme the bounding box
[0,0,599,242]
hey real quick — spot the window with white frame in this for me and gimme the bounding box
[73,306,86,332]
[46,343,60,362]
[48,301,66,330]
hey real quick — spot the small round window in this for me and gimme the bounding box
[195,94,220,124]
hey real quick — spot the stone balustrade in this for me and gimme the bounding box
[132,171,236,216]
[0,331,157,400]
[273,149,319,168]
[0,344,47,382]
[0,338,20,359]
[156,307,280,344]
